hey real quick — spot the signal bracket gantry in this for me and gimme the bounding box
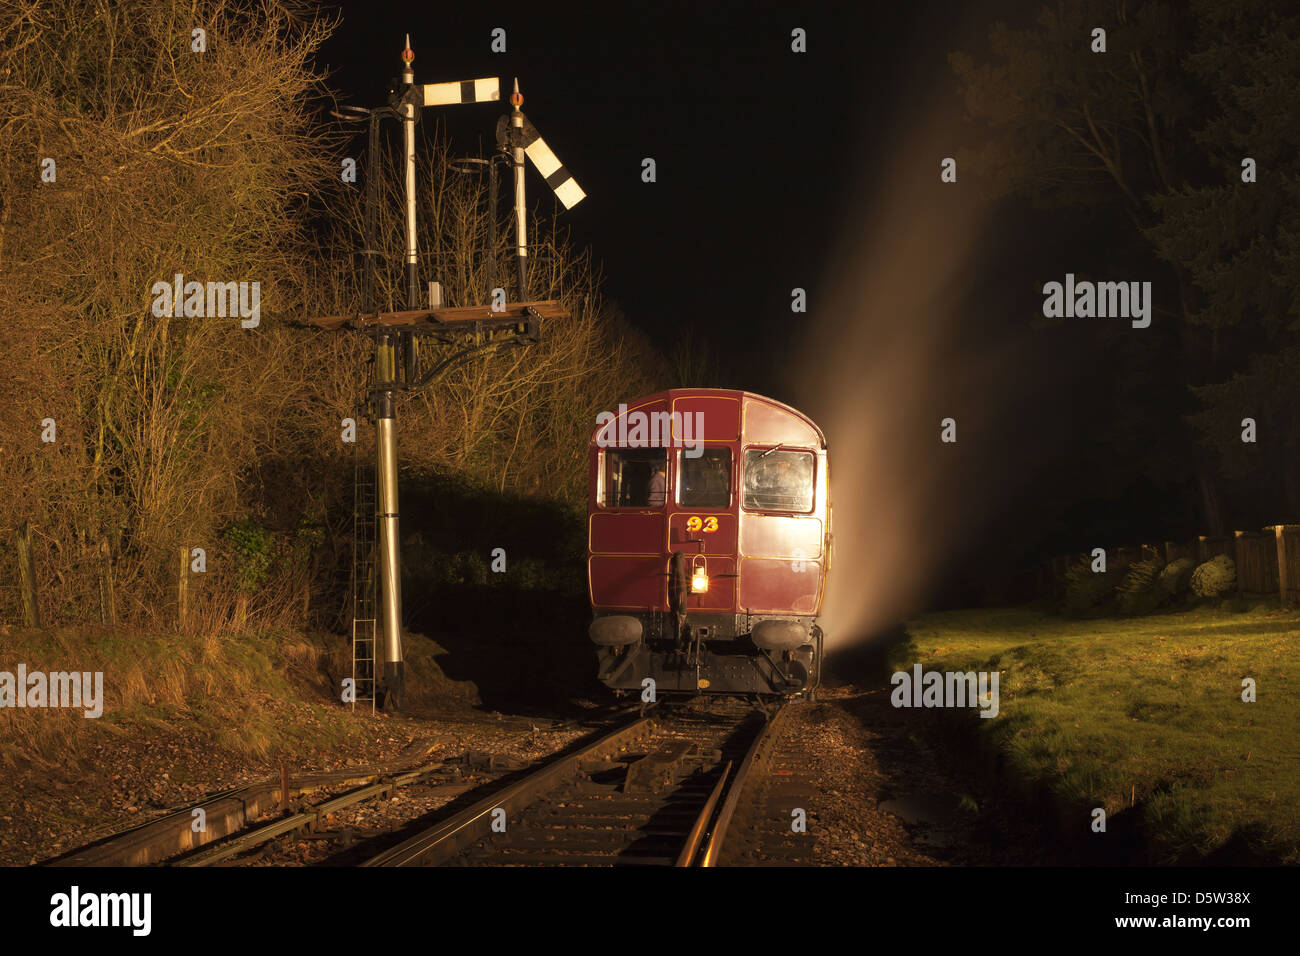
[306,43,587,714]
[297,295,567,715]
[302,37,506,712]
[308,300,566,414]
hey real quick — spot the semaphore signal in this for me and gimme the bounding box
[299,38,584,713]
[497,79,586,299]
[397,35,499,311]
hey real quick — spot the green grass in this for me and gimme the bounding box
[904,601,1300,863]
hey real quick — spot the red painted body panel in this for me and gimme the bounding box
[675,393,742,441]
[667,511,737,552]
[590,512,663,555]
[588,554,664,610]
[588,388,830,618]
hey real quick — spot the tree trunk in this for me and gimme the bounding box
[1283,444,1300,521]
[1196,457,1228,538]
[301,560,313,623]
[16,521,40,628]
[98,536,116,626]
[177,546,189,632]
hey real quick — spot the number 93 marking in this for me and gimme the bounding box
[686,515,719,533]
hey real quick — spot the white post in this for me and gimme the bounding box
[373,35,417,709]
[402,35,419,309]
[511,78,527,300]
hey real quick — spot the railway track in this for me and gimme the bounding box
[703,704,818,865]
[363,700,815,867]
[46,707,641,868]
[47,761,445,867]
[46,702,815,867]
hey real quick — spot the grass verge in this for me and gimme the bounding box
[900,601,1300,864]
[0,623,474,774]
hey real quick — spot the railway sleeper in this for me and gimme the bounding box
[536,807,704,822]
[508,824,694,841]
[482,831,687,850]
[623,741,704,794]
[462,852,676,867]
[565,783,714,801]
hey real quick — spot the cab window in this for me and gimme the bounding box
[601,449,668,507]
[678,448,731,508]
[742,449,814,513]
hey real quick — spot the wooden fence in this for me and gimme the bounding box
[1041,524,1300,605]
[1234,531,1279,595]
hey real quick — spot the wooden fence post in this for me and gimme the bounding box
[1276,525,1300,605]
[1115,546,1140,570]
[178,546,189,631]
[1197,535,1231,563]
[1234,530,1279,595]
[16,521,40,628]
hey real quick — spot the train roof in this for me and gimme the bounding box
[589,387,827,449]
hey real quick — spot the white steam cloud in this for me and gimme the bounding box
[793,97,1026,648]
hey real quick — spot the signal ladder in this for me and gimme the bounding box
[350,447,378,712]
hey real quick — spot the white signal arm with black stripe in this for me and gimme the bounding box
[417,77,500,107]
[519,114,586,210]
[498,78,586,299]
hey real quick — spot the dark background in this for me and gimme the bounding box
[316,0,977,394]
[315,1,1294,599]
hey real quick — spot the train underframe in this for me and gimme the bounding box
[593,611,823,699]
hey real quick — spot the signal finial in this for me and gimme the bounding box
[402,34,413,64]
[510,77,523,109]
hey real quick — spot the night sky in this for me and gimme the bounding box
[315,1,1278,593]
[317,0,982,396]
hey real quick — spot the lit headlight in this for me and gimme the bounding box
[690,568,709,593]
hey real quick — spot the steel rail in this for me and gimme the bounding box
[175,764,443,866]
[48,762,434,867]
[698,705,791,867]
[362,714,655,867]
[674,760,733,867]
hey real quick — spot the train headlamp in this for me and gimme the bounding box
[690,556,708,594]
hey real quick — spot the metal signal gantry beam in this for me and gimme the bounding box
[303,301,559,391]
[302,300,567,334]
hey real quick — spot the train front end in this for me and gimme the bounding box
[586,388,830,698]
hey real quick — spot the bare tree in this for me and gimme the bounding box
[0,0,342,626]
